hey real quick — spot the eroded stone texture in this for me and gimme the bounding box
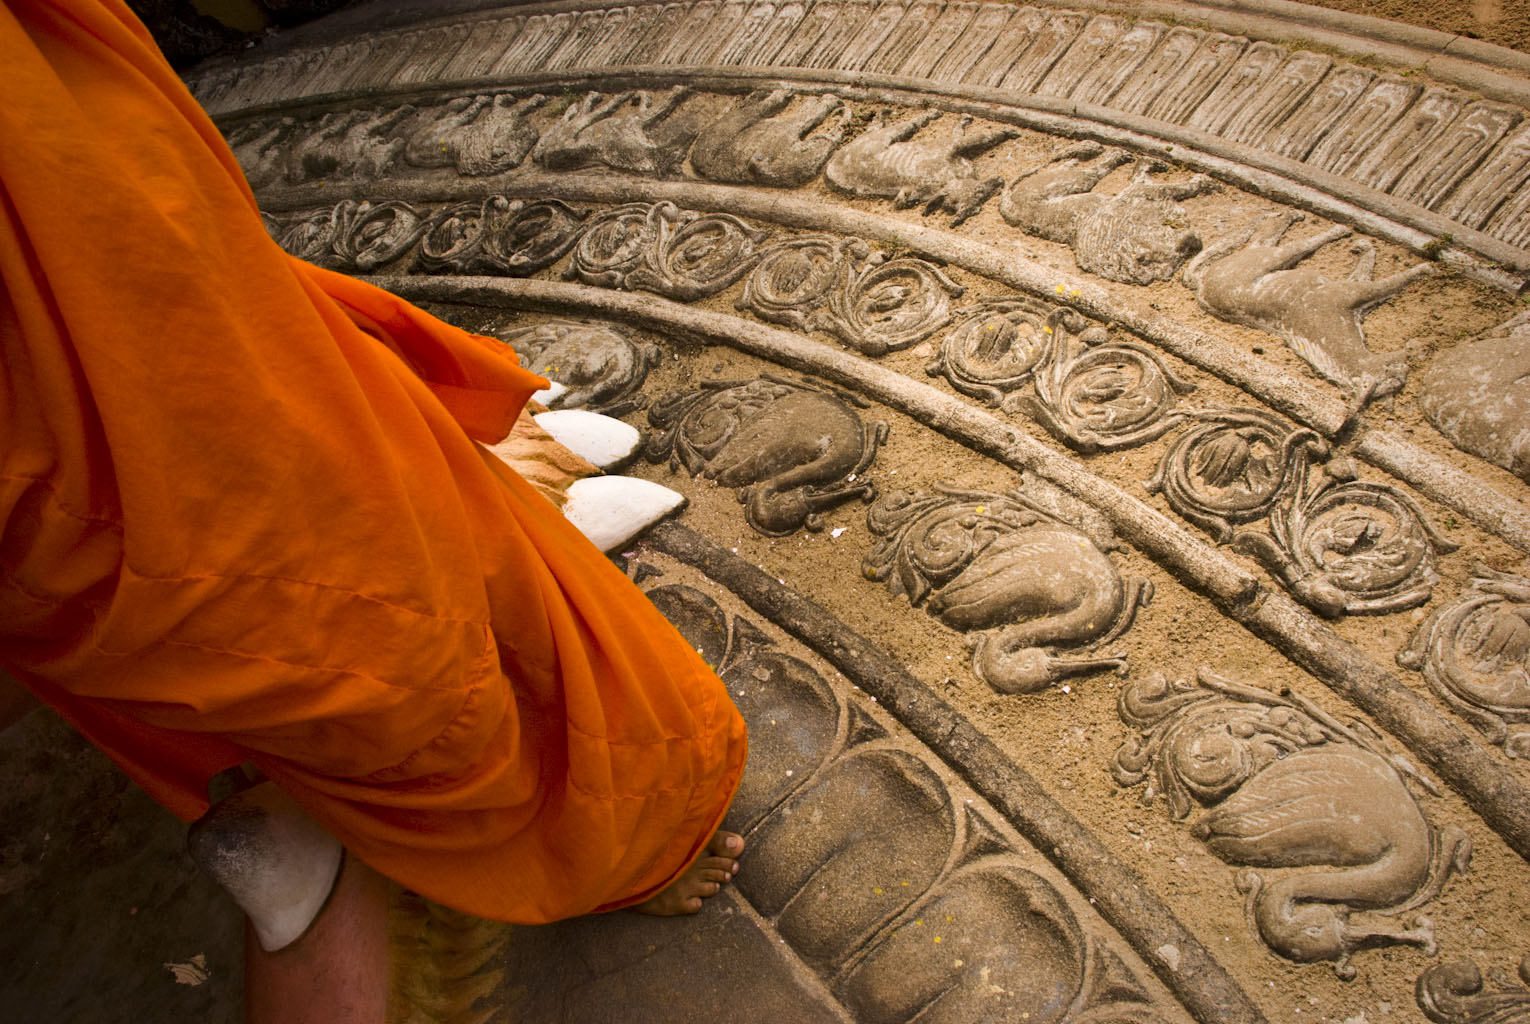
[824,110,1016,224]
[1115,671,1471,979]
[1183,211,1433,402]
[1419,311,1530,484]
[863,484,1149,694]
[999,142,1218,285]
[646,376,886,535]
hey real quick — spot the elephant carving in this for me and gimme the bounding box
[999,142,1218,285]
[285,107,414,183]
[402,93,546,176]
[824,110,1017,224]
[531,88,702,177]
[864,483,1149,693]
[690,89,849,188]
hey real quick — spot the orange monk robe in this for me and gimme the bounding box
[0,0,745,923]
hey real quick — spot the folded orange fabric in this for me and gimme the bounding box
[0,0,745,921]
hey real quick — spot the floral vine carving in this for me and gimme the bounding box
[415,197,585,275]
[1144,408,1327,544]
[1399,566,1530,758]
[1231,456,1457,617]
[863,483,1149,694]
[1115,669,1471,979]
[565,201,769,300]
[1416,952,1530,1024]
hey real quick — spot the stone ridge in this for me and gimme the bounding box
[189,0,1530,269]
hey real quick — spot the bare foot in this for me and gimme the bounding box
[634,831,744,916]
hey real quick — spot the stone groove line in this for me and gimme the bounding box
[644,522,1269,1024]
[280,171,1530,553]
[368,272,1530,866]
[191,0,1530,264]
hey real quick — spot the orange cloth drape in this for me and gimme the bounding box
[0,0,745,922]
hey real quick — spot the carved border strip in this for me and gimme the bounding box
[369,271,1530,867]
[277,170,1530,554]
[642,521,1268,1024]
[190,0,1530,276]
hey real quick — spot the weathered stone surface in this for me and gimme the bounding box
[1419,311,1530,483]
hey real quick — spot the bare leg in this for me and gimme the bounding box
[634,831,744,916]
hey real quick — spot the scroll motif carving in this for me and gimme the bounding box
[1114,670,1471,979]
[1399,566,1530,758]
[416,197,585,275]
[824,110,1017,224]
[1144,408,1326,544]
[271,199,429,271]
[1230,457,1457,617]
[999,142,1218,285]
[820,254,963,356]
[497,320,660,416]
[690,89,848,188]
[737,236,865,332]
[1183,211,1432,403]
[566,201,769,300]
[645,376,887,536]
[1417,953,1530,1024]
[929,301,1196,451]
[863,484,1150,694]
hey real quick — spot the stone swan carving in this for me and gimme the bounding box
[824,110,1017,224]
[1115,670,1471,978]
[998,142,1219,284]
[690,89,849,188]
[402,93,546,176]
[1183,211,1432,404]
[864,483,1150,693]
[531,88,700,177]
[645,376,887,536]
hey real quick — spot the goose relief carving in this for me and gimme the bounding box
[864,483,1150,693]
[1115,670,1471,978]
[402,93,546,176]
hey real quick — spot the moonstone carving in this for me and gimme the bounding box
[498,320,660,416]
[566,201,769,300]
[1115,670,1471,979]
[820,254,963,356]
[1417,953,1530,1024]
[1230,456,1456,617]
[929,301,1195,451]
[1183,212,1432,403]
[645,376,887,535]
[737,236,865,332]
[999,142,1218,285]
[416,197,586,275]
[824,110,1017,224]
[531,88,702,176]
[690,89,848,187]
[401,93,546,176]
[863,484,1150,694]
[272,199,428,271]
[1144,408,1327,544]
[1418,311,1530,484]
[285,108,413,183]
[1399,566,1530,758]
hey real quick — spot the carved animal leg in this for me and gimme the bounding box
[1127,159,1221,201]
[893,108,944,141]
[1270,223,1352,271]
[952,125,1018,158]
[1249,209,1304,246]
[511,93,548,116]
[640,85,693,127]
[1350,259,1435,309]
